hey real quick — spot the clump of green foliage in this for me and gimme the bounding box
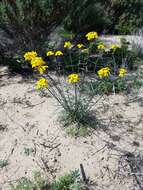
[0,0,67,47]
[11,170,84,190]
[82,73,143,96]
[0,0,69,73]
[0,0,143,52]
[0,55,26,74]
[0,0,143,74]
[24,147,35,156]
[52,170,82,190]
[109,0,143,34]
[0,159,9,168]
[64,0,111,33]
[64,0,143,34]
[10,171,49,190]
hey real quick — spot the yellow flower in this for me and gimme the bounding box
[77,43,84,49]
[97,67,110,78]
[24,51,37,61]
[119,68,127,77]
[55,51,63,56]
[85,32,98,40]
[46,50,54,56]
[110,44,120,50]
[31,57,45,68]
[68,73,79,84]
[64,41,72,48]
[97,44,105,50]
[36,78,48,89]
[37,65,48,74]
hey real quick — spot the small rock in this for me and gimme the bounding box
[133,141,140,147]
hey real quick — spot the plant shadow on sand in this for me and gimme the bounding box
[59,109,107,137]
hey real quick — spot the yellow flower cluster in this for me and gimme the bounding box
[37,65,48,74]
[24,51,48,75]
[96,43,120,52]
[110,44,120,50]
[24,51,37,61]
[47,51,54,56]
[97,44,105,50]
[86,32,98,40]
[119,68,127,77]
[98,67,110,78]
[64,41,72,48]
[31,57,45,68]
[47,50,63,56]
[77,43,84,49]
[23,53,47,90]
[55,51,63,56]
[36,78,48,89]
[68,73,79,84]
[97,67,127,78]
[24,32,127,91]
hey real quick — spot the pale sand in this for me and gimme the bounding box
[0,66,143,190]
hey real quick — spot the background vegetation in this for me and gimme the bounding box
[0,0,143,71]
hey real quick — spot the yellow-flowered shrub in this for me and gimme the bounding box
[23,31,139,133]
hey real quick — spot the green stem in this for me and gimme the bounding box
[69,49,74,72]
[75,83,77,112]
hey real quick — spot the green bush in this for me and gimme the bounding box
[1,0,143,74]
[52,170,81,190]
[0,0,68,53]
[0,0,143,43]
[0,54,32,75]
[64,0,143,34]
[0,0,69,72]
[10,172,49,190]
[64,0,111,33]
[54,38,140,73]
[0,159,9,168]
[107,0,143,34]
[81,78,128,95]
[96,38,141,71]
[81,71,143,96]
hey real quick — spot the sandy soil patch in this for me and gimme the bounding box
[0,66,143,190]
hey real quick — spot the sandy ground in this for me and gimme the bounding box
[0,66,143,190]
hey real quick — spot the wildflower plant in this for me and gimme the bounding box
[24,31,138,133]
